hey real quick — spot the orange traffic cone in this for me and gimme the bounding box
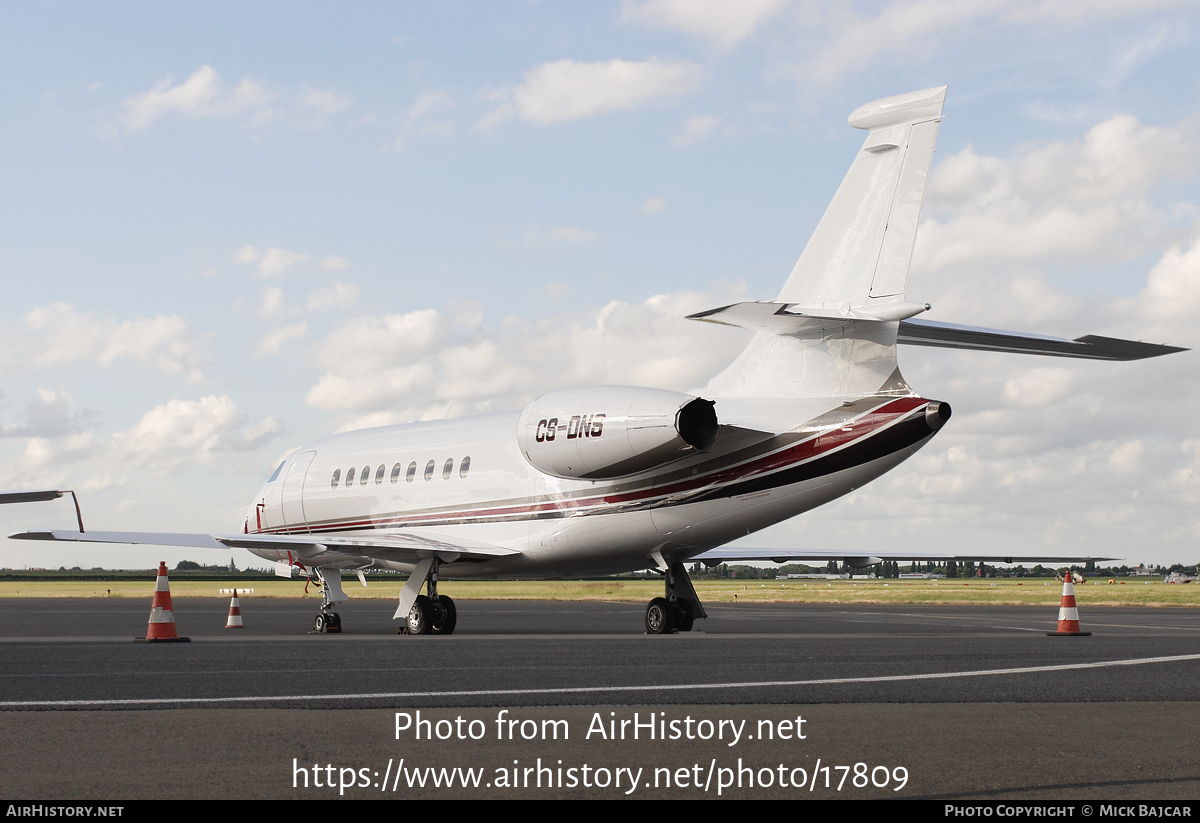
[140,561,190,642]
[225,589,244,629]
[1047,571,1091,636]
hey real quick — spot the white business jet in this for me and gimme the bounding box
[4,87,1185,635]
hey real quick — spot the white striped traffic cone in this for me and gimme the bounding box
[225,589,244,629]
[143,561,190,642]
[1047,571,1091,636]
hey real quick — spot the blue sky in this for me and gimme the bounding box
[2,1,1199,569]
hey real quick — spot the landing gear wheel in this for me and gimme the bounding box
[314,612,342,634]
[646,597,675,634]
[672,598,694,632]
[430,595,457,635]
[405,595,431,635]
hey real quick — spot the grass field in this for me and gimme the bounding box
[2,578,1197,607]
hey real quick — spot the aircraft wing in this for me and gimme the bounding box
[692,547,1116,566]
[0,490,72,505]
[9,529,522,565]
[896,319,1187,361]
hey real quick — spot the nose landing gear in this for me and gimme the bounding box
[311,567,343,634]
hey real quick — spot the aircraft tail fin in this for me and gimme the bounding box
[779,86,945,307]
[700,87,945,400]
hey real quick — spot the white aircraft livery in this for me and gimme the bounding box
[4,87,1186,635]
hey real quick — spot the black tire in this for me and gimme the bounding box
[430,595,457,635]
[313,613,327,634]
[406,595,431,635]
[326,612,342,633]
[673,598,694,632]
[645,597,674,634]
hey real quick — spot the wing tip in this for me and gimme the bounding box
[9,530,58,541]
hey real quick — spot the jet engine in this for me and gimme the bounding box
[517,385,718,480]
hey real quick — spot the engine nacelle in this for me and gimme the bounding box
[517,386,718,480]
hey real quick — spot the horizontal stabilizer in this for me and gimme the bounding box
[692,547,1116,564]
[688,301,929,335]
[897,319,1188,361]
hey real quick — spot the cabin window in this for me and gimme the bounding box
[391,463,402,483]
[424,460,435,481]
[268,462,285,483]
[330,468,341,488]
[361,465,370,486]
[443,458,454,480]
[459,456,471,478]
[406,462,417,482]
[345,467,356,486]
[375,464,386,485]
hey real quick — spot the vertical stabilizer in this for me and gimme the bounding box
[778,86,944,307]
[703,88,944,401]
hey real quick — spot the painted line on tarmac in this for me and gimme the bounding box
[3,652,1200,709]
[853,610,1200,633]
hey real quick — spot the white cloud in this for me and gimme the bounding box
[3,394,280,486]
[1000,367,1077,408]
[113,66,356,135]
[302,286,750,429]
[916,113,1198,273]
[496,225,602,248]
[410,90,452,119]
[302,87,351,113]
[480,58,702,127]
[547,226,599,243]
[233,245,259,265]
[120,65,273,132]
[107,396,280,473]
[255,322,309,358]
[297,87,352,129]
[672,114,718,146]
[305,281,359,313]
[0,304,200,381]
[257,286,291,320]
[232,245,309,278]
[1001,0,1190,25]
[108,64,357,136]
[797,0,1190,82]
[620,0,790,49]
[1,387,92,439]
[393,91,455,150]
[256,248,309,279]
[1139,236,1200,322]
[641,197,666,214]
[316,256,350,272]
[804,0,1005,81]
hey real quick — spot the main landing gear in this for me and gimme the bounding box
[312,568,342,634]
[645,560,707,634]
[396,557,456,636]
